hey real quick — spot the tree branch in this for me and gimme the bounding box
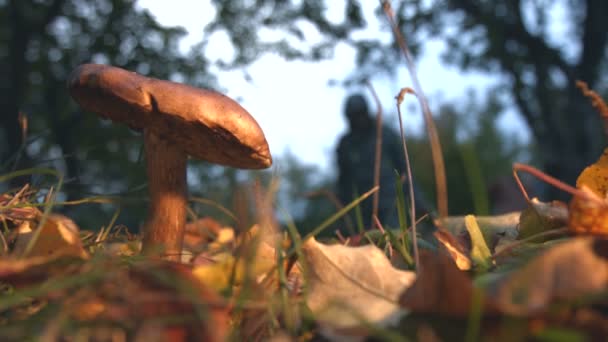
[577,0,608,85]
[449,0,575,81]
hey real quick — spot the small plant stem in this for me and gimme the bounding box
[395,88,419,270]
[372,214,393,258]
[382,0,448,218]
[513,163,604,204]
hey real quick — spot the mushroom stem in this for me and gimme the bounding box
[142,129,188,260]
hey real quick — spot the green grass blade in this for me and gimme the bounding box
[302,186,378,243]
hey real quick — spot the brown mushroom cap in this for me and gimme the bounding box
[68,64,272,169]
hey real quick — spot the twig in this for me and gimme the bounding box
[382,0,448,218]
[372,214,393,258]
[513,163,603,205]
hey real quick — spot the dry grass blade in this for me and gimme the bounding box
[382,0,448,218]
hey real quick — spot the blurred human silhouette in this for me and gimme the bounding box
[336,94,428,229]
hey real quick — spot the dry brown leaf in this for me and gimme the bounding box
[127,262,230,342]
[183,216,224,249]
[0,254,85,288]
[518,198,569,239]
[33,260,231,342]
[301,237,415,330]
[433,228,472,270]
[399,250,497,316]
[12,214,89,259]
[493,237,608,315]
[0,184,41,225]
[436,212,520,254]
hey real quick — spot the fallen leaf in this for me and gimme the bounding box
[12,214,89,259]
[301,237,415,330]
[575,148,608,197]
[433,228,471,271]
[518,198,569,239]
[183,216,224,249]
[0,184,41,225]
[493,237,608,315]
[102,240,141,257]
[399,250,496,316]
[128,261,230,342]
[192,237,278,291]
[0,254,86,288]
[436,212,520,253]
[568,186,608,235]
[568,148,608,235]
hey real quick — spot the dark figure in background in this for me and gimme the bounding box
[336,94,428,229]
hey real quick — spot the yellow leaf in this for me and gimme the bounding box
[13,214,89,259]
[568,186,608,235]
[192,242,278,291]
[569,148,608,235]
[576,147,608,198]
[192,253,237,291]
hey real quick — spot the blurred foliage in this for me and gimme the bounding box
[207,0,608,200]
[408,89,530,216]
[1,0,216,229]
[384,0,608,200]
[287,89,532,233]
[1,0,606,231]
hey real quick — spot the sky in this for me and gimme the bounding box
[135,0,529,174]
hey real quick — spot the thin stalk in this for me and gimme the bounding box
[395,88,419,270]
[382,1,448,218]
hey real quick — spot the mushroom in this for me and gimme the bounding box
[68,64,272,260]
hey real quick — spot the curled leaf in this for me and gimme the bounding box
[302,237,415,330]
[437,212,520,253]
[494,237,608,315]
[399,250,497,316]
[575,148,608,197]
[518,198,569,239]
[434,228,471,271]
[568,186,608,235]
[568,148,608,235]
[12,214,88,259]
